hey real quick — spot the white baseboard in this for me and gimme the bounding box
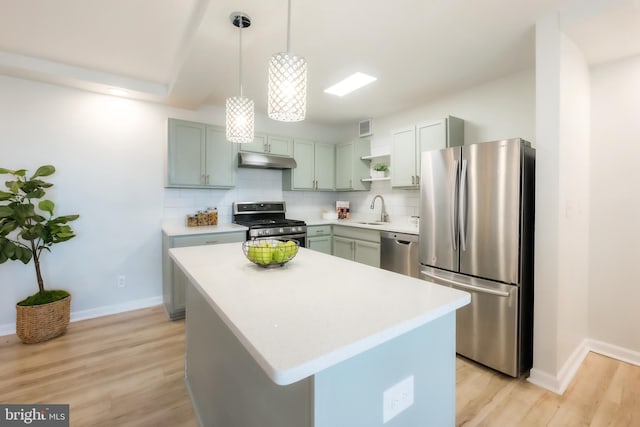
[0,296,162,338]
[528,337,640,395]
[587,338,640,367]
[528,338,590,395]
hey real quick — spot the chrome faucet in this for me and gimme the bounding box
[370,195,389,222]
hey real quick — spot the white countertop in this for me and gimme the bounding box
[305,218,420,235]
[162,220,247,237]
[169,243,469,385]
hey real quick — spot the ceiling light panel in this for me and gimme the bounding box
[324,72,377,97]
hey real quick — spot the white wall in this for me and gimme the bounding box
[530,14,591,392]
[557,33,591,368]
[333,70,536,223]
[589,55,640,353]
[364,69,535,153]
[0,75,348,329]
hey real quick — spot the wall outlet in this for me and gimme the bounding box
[117,275,126,288]
[383,375,414,423]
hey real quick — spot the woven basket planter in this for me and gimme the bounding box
[16,295,71,344]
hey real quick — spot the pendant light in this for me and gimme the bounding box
[267,0,307,122]
[226,12,255,143]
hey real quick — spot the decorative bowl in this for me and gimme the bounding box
[242,239,299,268]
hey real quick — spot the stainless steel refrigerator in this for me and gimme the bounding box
[419,138,535,377]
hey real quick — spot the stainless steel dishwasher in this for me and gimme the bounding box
[380,231,419,278]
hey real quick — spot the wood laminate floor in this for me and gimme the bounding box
[1,306,638,426]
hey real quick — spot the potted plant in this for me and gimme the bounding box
[0,165,79,344]
[372,162,389,178]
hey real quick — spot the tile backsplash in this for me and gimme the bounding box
[163,168,419,223]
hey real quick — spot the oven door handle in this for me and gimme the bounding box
[252,233,307,241]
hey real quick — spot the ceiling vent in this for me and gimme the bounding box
[359,119,373,138]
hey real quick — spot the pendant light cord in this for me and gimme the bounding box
[238,18,243,97]
[286,0,291,53]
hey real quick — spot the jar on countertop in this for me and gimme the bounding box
[207,207,218,226]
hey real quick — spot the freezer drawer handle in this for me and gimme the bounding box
[421,271,510,297]
[395,240,412,245]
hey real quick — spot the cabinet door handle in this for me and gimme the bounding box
[202,174,206,184]
[416,175,419,184]
[206,174,210,184]
[349,179,352,188]
[264,143,268,152]
[411,176,414,185]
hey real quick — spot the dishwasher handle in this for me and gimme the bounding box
[395,239,413,245]
[381,231,418,244]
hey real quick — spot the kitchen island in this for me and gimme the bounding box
[170,243,469,427]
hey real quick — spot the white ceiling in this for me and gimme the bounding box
[1,0,639,126]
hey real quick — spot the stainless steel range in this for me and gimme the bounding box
[233,201,306,246]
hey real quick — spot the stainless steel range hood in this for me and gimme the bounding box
[237,152,297,169]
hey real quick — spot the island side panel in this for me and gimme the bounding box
[185,280,313,427]
[313,313,456,427]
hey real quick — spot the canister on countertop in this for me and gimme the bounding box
[197,210,209,226]
[186,214,198,227]
[207,207,218,225]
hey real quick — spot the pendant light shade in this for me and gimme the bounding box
[226,96,254,143]
[226,13,255,143]
[268,0,307,122]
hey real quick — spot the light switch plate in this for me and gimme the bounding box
[383,375,414,423]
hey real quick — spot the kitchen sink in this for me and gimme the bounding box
[357,221,387,226]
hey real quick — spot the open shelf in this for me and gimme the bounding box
[361,177,391,182]
[361,153,390,160]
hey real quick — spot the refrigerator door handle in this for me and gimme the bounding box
[459,159,468,251]
[421,271,510,297]
[451,160,459,251]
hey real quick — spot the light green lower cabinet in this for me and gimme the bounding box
[162,231,245,320]
[307,236,332,254]
[307,225,332,254]
[332,225,380,268]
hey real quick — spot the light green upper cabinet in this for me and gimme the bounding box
[391,116,463,188]
[283,139,335,191]
[390,126,417,188]
[239,133,293,157]
[335,139,371,191]
[314,143,336,190]
[167,118,237,188]
[205,126,237,187]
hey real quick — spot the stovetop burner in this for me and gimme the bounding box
[232,201,307,240]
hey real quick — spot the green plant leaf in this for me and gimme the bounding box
[0,190,14,201]
[0,206,13,218]
[7,180,22,193]
[31,165,55,178]
[38,200,55,216]
[1,240,15,257]
[12,169,26,177]
[58,214,79,222]
[0,168,15,175]
[0,220,17,235]
[25,188,46,199]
